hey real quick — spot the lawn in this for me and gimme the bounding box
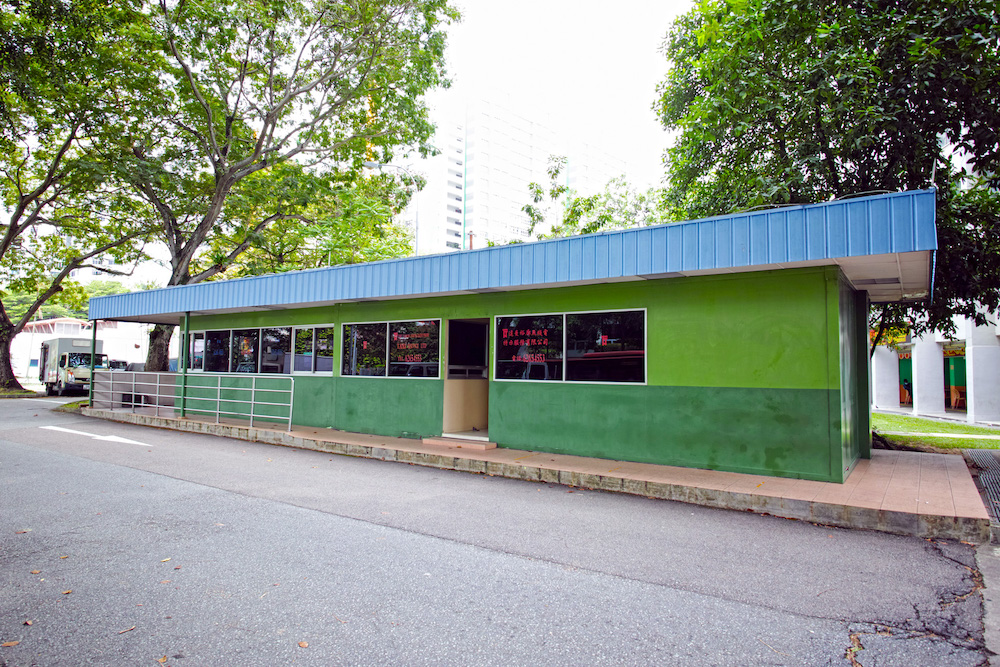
[0,387,39,397]
[872,411,1000,450]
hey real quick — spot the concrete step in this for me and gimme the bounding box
[422,436,497,451]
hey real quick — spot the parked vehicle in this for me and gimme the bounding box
[38,338,108,396]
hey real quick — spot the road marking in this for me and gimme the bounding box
[40,425,150,447]
[24,399,68,405]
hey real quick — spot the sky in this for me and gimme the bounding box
[429,0,696,188]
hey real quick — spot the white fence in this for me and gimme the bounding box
[91,371,295,431]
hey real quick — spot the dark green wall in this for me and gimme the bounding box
[490,382,840,480]
[183,266,860,481]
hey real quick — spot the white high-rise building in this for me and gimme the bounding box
[398,96,630,255]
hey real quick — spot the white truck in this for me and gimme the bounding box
[38,338,109,396]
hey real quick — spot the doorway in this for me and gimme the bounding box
[442,318,489,440]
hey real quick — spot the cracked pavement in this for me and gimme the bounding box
[0,397,993,665]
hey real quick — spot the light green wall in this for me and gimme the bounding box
[185,266,860,481]
[190,266,841,390]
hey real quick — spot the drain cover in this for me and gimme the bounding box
[968,450,1000,524]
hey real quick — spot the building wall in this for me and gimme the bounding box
[186,266,858,482]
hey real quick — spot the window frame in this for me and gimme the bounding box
[340,318,441,379]
[289,324,338,375]
[186,325,336,375]
[492,309,647,385]
[188,331,206,372]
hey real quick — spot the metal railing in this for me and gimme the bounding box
[91,371,295,431]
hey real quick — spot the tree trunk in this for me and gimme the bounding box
[0,320,26,391]
[145,323,175,372]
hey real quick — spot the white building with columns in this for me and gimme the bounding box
[872,314,1000,423]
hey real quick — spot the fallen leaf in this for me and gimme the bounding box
[160,558,170,562]
[1,641,19,647]
[23,621,31,626]
[59,555,68,559]
[62,590,72,595]
[159,580,171,584]
[119,626,135,634]
[173,566,181,570]
[298,641,308,648]
[157,656,167,663]
[15,530,31,534]
[30,570,40,575]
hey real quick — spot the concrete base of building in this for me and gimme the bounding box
[82,407,991,544]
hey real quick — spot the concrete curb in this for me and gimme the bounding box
[83,407,991,544]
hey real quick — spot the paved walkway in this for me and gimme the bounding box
[81,407,991,544]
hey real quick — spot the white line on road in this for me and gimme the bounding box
[40,425,150,447]
[24,399,69,404]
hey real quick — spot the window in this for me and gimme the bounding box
[204,330,231,372]
[495,315,563,381]
[342,323,387,376]
[495,311,645,384]
[293,328,314,372]
[231,329,260,373]
[189,332,205,371]
[565,311,645,383]
[260,328,291,374]
[388,320,440,377]
[315,327,337,373]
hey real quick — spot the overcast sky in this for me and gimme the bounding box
[431,0,695,188]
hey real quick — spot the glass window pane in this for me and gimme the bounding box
[566,311,645,383]
[495,315,563,381]
[204,330,231,372]
[389,320,440,377]
[261,328,291,374]
[231,329,260,373]
[315,327,337,373]
[342,323,387,376]
[189,333,204,370]
[293,328,314,372]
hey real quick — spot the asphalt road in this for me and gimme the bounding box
[0,397,990,665]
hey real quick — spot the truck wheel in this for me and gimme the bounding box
[56,381,65,396]
[45,384,54,396]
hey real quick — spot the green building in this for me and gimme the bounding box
[89,190,937,483]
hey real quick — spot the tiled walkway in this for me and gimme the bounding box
[82,407,991,543]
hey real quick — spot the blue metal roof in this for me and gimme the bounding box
[90,189,937,323]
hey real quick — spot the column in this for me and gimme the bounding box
[911,333,946,416]
[965,317,1000,423]
[871,345,900,409]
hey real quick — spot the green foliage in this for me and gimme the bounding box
[217,172,414,276]
[1,280,129,323]
[656,0,1000,335]
[1,0,158,374]
[521,156,667,240]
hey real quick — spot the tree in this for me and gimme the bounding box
[0,0,159,390]
[111,0,457,370]
[655,0,1000,339]
[521,156,666,241]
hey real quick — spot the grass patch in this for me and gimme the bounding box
[54,400,89,413]
[883,434,999,450]
[872,412,1000,436]
[0,387,39,397]
[872,411,1000,451]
